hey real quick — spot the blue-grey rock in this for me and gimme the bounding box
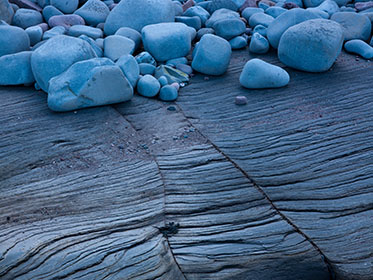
[235,95,247,105]
[315,0,339,16]
[192,34,231,75]
[37,0,50,8]
[137,74,160,97]
[139,63,156,75]
[306,7,330,19]
[74,0,109,26]
[344,39,373,59]
[239,58,289,89]
[25,25,43,46]
[0,0,14,23]
[42,25,66,40]
[258,1,270,10]
[176,63,193,75]
[213,18,246,39]
[142,22,194,62]
[68,25,103,39]
[116,54,139,87]
[205,8,239,28]
[267,8,321,48]
[42,5,62,22]
[48,14,85,29]
[242,7,264,21]
[159,85,178,101]
[32,40,47,50]
[0,51,34,85]
[95,38,104,48]
[0,25,30,57]
[104,0,175,34]
[12,8,43,29]
[249,12,274,27]
[135,51,156,66]
[31,35,96,92]
[79,34,103,57]
[176,15,202,30]
[278,19,344,72]
[115,27,141,50]
[304,0,348,8]
[249,32,270,53]
[158,75,168,86]
[205,0,238,14]
[173,1,183,16]
[183,5,210,25]
[253,24,267,36]
[50,0,78,14]
[166,56,188,66]
[196,27,215,40]
[154,64,189,84]
[48,58,133,112]
[229,35,247,49]
[104,35,135,61]
[331,12,372,41]
[265,6,287,18]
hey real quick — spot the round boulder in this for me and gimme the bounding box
[0,25,30,57]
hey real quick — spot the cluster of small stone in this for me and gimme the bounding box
[0,0,372,112]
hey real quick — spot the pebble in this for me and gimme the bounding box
[205,0,239,14]
[137,74,161,97]
[205,8,240,28]
[42,25,66,40]
[74,0,109,27]
[154,65,189,84]
[249,32,270,54]
[249,12,274,27]
[229,35,248,49]
[159,85,178,101]
[139,63,156,75]
[213,18,246,40]
[253,24,267,36]
[13,8,43,29]
[50,0,78,14]
[242,7,264,21]
[158,75,169,86]
[0,51,35,85]
[331,12,372,41]
[175,15,202,30]
[183,5,210,26]
[196,27,215,40]
[68,25,103,39]
[135,51,157,66]
[171,82,180,91]
[0,0,14,24]
[235,95,248,105]
[48,14,85,29]
[25,25,43,46]
[42,5,62,22]
[166,57,188,66]
[344,40,373,59]
[104,35,135,61]
[79,35,103,57]
[176,63,193,75]
[116,54,140,88]
[0,25,30,57]
[115,27,142,50]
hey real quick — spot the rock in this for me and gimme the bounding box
[0,51,34,85]
[304,0,348,8]
[37,22,48,32]
[68,25,103,39]
[356,2,373,12]
[267,8,321,48]
[0,25,30,57]
[205,0,238,14]
[242,7,264,21]
[205,8,239,28]
[278,19,344,72]
[31,35,96,92]
[137,74,161,97]
[174,1,183,16]
[159,85,178,101]
[182,0,194,12]
[249,32,270,53]
[104,0,175,34]
[135,51,156,66]
[344,39,373,59]
[265,6,286,17]
[249,12,274,27]
[306,7,329,19]
[213,18,246,39]
[235,95,247,105]
[192,34,231,75]
[158,75,168,86]
[0,0,14,23]
[331,12,372,41]
[170,82,180,91]
[48,14,85,29]
[50,0,78,14]
[25,25,43,45]
[176,63,193,75]
[175,15,202,30]
[103,35,135,61]
[183,5,210,26]
[315,0,339,16]
[12,8,43,29]
[154,64,189,84]
[116,54,139,87]
[196,27,215,40]
[42,25,66,40]
[139,63,156,75]
[42,5,62,22]
[79,34,103,57]
[74,0,109,26]
[48,58,133,112]
[253,24,267,36]
[229,35,247,49]
[142,22,194,62]
[115,27,141,50]
[10,0,42,12]
[239,58,289,88]
[166,56,188,66]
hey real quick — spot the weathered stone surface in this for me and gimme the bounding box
[0,51,34,85]
[74,0,110,26]
[183,5,210,25]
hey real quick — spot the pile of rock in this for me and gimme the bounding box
[0,0,372,111]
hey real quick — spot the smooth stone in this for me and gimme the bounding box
[205,8,239,28]
[170,82,180,91]
[42,25,65,40]
[79,34,103,57]
[115,27,141,50]
[10,0,42,12]
[173,1,183,16]
[196,27,215,40]
[315,0,339,16]
[253,24,267,36]
[68,25,103,39]
[344,39,373,59]
[265,6,286,17]
[176,15,202,30]
[0,25,30,57]
[267,8,321,48]
[104,0,175,34]
[104,35,135,61]
[176,63,193,75]
[25,25,43,45]
[37,22,48,32]
[74,0,109,26]
[31,35,96,92]
[0,0,14,23]
[229,35,247,49]
[242,7,264,21]
[235,95,247,105]
[159,85,178,101]
[239,58,289,88]
[213,18,246,39]
[139,63,156,75]
[304,0,348,8]
[137,74,161,97]
[12,8,43,29]
[249,11,274,27]
[306,7,330,19]
[249,32,270,53]
[42,5,62,22]
[142,22,194,62]
[48,58,133,112]
[135,51,156,66]
[331,12,372,41]
[278,19,344,72]
[0,51,34,85]
[205,0,238,13]
[50,0,78,14]
[37,0,50,8]
[116,54,139,87]
[183,5,210,25]
[95,38,104,48]
[154,64,189,84]
[166,57,188,66]
[48,14,85,29]
[258,1,270,10]
[158,75,168,86]
[11,3,19,12]
[192,34,231,75]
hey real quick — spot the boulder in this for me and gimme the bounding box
[137,74,161,97]
[205,8,240,28]
[50,0,78,14]
[159,85,178,101]
[278,19,344,72]
[249,32,270,53]
[25,25,43,45]
[12,8,43,29]
[183,5,210,26]
[104,35,135,61]
[31,35,96,92]
[0,51,34,85]
[115,27,142,50]
[213,18,246,39]
[344,39,373,59]
[116,54,140,87]
[331,12,372,41]
[0,25,30,57]
[48,58,133,112]
[74,0,109,26]
[0,0,14,23]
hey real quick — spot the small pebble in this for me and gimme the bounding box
[167,105,176,111]
[235,96,248,105]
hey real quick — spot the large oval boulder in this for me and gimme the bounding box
[0,25,30,57]
[104,0,175,35]
[278,19,344,72]
[31,35,96,92]
[331,12,372,41]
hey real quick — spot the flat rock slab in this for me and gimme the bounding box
[0,50,372,279]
